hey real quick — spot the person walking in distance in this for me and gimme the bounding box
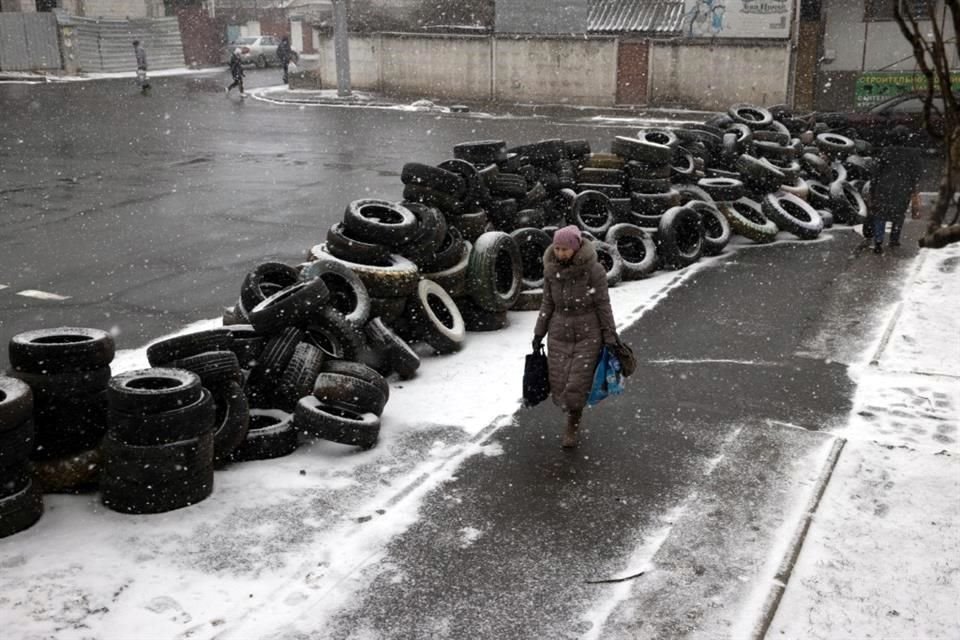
[132,40,150,95]
[868,138,924,253]
[532,225,620,448]
[226,48,245,96]
[276,35,298,85]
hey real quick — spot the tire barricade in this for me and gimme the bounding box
[0,101,876,535]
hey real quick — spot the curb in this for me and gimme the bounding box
[750,436,847,640]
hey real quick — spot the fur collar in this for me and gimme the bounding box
[542,240,597,280]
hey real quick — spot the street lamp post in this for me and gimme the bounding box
[332,0,352,96]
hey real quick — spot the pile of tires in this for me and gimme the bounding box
[0,377,42,538]
[7,328,115,494]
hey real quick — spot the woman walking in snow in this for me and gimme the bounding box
[532,225,619,448]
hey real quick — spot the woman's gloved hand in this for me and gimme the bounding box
[532,335,544,351]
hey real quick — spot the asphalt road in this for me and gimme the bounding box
[0,72,924,637]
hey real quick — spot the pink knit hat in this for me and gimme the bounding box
[553,225,582,250]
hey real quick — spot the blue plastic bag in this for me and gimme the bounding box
[586,346,625,407]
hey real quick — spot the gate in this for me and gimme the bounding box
[616,39,649,105]
[63,16,185,73]
[0,13,62,72]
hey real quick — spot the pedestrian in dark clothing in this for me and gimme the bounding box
[226,48,245,96]
[867,144,924,253]
[532,225,619,448]
[132,40,150,95]
[276,36,298,84]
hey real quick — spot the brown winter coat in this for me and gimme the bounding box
[534,241,618,411]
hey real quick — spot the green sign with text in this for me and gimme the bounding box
[855,71,960,109]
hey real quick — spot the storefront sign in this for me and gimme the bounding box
[855,71,960,108]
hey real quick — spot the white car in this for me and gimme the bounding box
[222,36,281,67]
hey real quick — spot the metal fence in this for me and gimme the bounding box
[62,16,185,73]
[0,12,62,72]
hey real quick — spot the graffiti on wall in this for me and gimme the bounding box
[686,0,727,36]
[686,0,792,38]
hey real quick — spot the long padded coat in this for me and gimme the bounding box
[534,241,618,411]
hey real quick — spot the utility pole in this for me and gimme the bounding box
[333,0,352,97]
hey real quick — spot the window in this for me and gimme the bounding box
[865,0,934,21]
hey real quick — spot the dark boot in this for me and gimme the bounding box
[562,409,582,448]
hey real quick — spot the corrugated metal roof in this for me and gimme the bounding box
[588,0,686,35]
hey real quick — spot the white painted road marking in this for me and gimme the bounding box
[16,289,71,301]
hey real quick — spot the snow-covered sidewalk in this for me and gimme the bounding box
[770,243,960,638]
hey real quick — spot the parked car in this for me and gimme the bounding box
[810,92,952,147]
[221,36,281,68]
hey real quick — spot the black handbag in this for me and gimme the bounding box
[611,338,637,377]
[522,346,550,407]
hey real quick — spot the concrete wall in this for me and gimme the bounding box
[316,34,381,90]
[80,0,164,19]
[1,0,36,12]
[381,34,490,100]
[650,40,790,109]
[493,36,617,105]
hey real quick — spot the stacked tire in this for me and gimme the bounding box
[8,327,115,492]
[102,368,215,514]
[0,377,42,538]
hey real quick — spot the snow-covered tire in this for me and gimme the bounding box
[320,360,389,403]
[829,180,868,225]
[299,256,371,327]
[209,381,250,467]
[728,103,773,128]
[314,244,420,299]
[630,189,681,216]
[107,368,203,416]
[447,210,488,244]
[697,177,744,203]
[0,377,34,429]
[466,231,522,313]
[146,329,233,367]
[108,387,215,446]
[422,241,471,298]
[687,201,731,256]
[720,198,779,244]
[312,372,387,416]
[593,241,624,286]
[512,289,543,311]
[248,279,332,333]
[611,131,675,164]
[271,342,325,412]
[229,410,299,462]
[816,133,855,159]
[240,262,300,313]
[453,140,507,165]
[606,223,657,280]
[322,224,393,267]
[364,318,420,380]
[456,298,509,332]
[657,206,703,269]
[0,478,42,538]
[167,351,242,389]
[400,162,465,196]
[293,396,380,450]
[303,307,365,361]
[343,200,418,246]
[571,190,615,237]
[510,228,552,290]
[402,279,465,354]
[762,193,824,240]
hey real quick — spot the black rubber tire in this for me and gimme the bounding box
[323,223,393,267]
[577,183,625,200]
[312,372,388,416]
[583,152,625,170]
[146,328,233,367]
[363,317,420,380]
[0,377,34,429]
[630,189,682,216]
[314,244,420,299]
[240,262,300,313]
[0,418,34,471]
[801,151,831,178]
[169,351,242,389]
[320,360,390,403]
[624,159,672,179]
[402,279,466,354]
[592,240,624,286]
[101,464,213,515]
[245,326,303,395]
[0,478,43,539]
[343,199,419,245]
[453,140,507,165]
[657,206,703,269]
[455,298,509,332]
[272,342,325,412]
[510,228,552,290]
[437,159,488,209]
[817,209,835,229]
[30,391,108,460]
[108,387,215,446]
[816,132,856,159]
[697,177,743,203]
[780,177,810,201]
[511,289,543,311]
[754,139,798,162]
[101,430,214,484]
[611,132,673,165]
[671,149,696,178]
[293,396,380,450]
[570,190,615,236]
[390,202,447,266]
[490,173,528,199]
[606,223,657,280]
[303,307,365,362]
[421,240,471,298]
[844,154,878,181]
[229,410,299,462]
[400,162,465,196]
[447,210,489,244]
[721,199,779,244]
[107,368,202,416]
[248,278,332,333]
[753,127,791,145]
[762,193,824,240]
[806,180,832,209]
[577,167,625,185]
[688,201,731,256]
[628,177,672,194]
[736,154,788,190]
[9,328,114,375]
[728,103,773,128]
[424,226,466,273]
[209,380,250,467]
[299,256,372,327]
[466,231,522,313]
[516,138,567,165]
[368,296,408,324]
[486,197,519,231]
[829,180,868,225]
